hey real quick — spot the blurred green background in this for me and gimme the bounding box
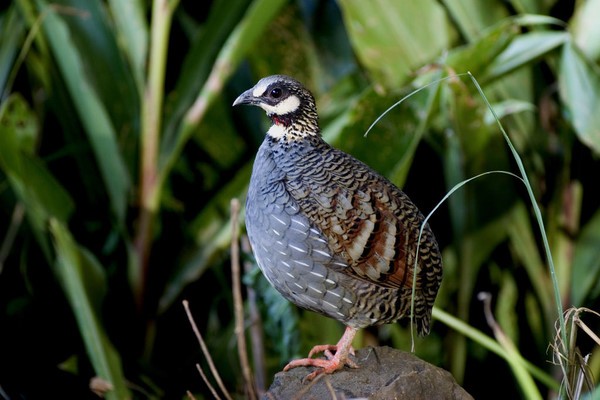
[1,0,600,398]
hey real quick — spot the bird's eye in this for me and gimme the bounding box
[270,87,283,98]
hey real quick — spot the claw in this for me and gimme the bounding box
[282,326,359,380]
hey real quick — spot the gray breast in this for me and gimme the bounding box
[245,141,359,324]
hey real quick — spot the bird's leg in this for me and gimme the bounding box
[283,326,359,380]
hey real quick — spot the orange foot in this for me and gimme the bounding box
[283,326,359,381]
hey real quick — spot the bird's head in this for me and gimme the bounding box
[233,75,320,140]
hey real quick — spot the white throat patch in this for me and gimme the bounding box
[267,124,287,139]
[259,95,300,116]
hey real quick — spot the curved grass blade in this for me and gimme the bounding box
[34,0,130,221]
[50,219,130,400]
[467,71,567,349]
[433,307,559,391]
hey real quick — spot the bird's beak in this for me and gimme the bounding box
[232,88,257,107]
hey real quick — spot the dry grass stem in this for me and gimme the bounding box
[230,198,257,399]
[292,373,326,399]
[195,363,221,400]
[242,235,267,393]
[551,307,599,399]
[183,300,233,400]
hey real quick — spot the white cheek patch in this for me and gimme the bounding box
[259,95,300,115]
[267,124,287,139]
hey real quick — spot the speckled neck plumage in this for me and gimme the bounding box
[266,92,320,142]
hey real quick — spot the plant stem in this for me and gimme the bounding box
[134,0,179,308]
[156,0,287,188]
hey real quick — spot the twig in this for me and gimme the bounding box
[242,235,266,394]
[230,199,257,399]
[478,292,542,400]
[323,377,338,399]
[186,390,197,400]
[195,364,221,400]
[182,300,233,400]
[292,373,325,400]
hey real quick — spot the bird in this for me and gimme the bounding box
[233,75,442,381]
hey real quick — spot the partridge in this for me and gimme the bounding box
[233,75,442,380]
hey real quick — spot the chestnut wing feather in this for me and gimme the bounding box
[286,149,432,291]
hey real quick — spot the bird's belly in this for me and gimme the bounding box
[245,190,354,320]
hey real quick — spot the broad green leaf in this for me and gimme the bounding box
[442,0,508,41]
[506,202,553,317]
[35,0,130,221]
[511,14,566,27]
[559,40,600,154]
[192,97,246,169]
[0,93,37,155]
[0,94,30,172]
[571,208,600,306]
[159,164,251,313]
[571,0,600,61]
[161,0,250,159]
[107,0,148,90]
[331,86,421,187]
[159,0,287,179]
[324,71,442,188]
[483,100,536,125]
[0,94,73,225]
[444,78,494,160]
[0,4,25,97]
[488,31,568,79]
[509,0,549,14]
[496,268,519,344]
[49,0,141,133]
[18,155,75,223]
[49,220,130,400]
[446,20,518,80]
[337,0,454,89]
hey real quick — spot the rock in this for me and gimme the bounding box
[262,346,472,400]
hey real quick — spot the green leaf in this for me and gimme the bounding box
[0,93,37,156]
[0,94,29,172]
[158,163,252,313]
[35,0,131,221]
[331,86,421,187]
[446,20,518,80]
[106,0,148,90]
[571,0,600,61]
[161,0,249,157]
[0,4,25,97]
[483,100,536,124]
[49,0,141,132]
[49,219,130,400]
[337,0,455,89]
[496,268,519,343]
[159,0,287,180]
[0,94,74,225]
[571,208,600,306]
[559,40,600,154]
[442,0,508,41]
[488,31,568,79]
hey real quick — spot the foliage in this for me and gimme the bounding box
[1,0,599,398]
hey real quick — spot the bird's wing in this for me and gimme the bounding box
[286,157,436,291]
